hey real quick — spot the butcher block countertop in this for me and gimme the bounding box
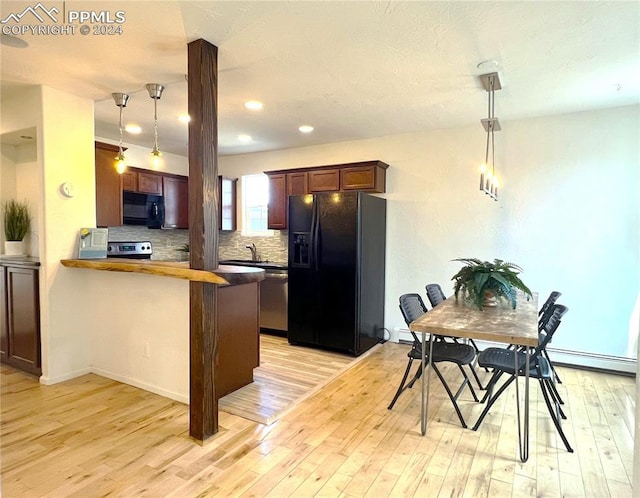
[60,259,265,286]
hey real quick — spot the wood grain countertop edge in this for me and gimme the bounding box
[60,259,266,286]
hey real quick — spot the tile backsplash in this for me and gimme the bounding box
[107,226,288,263]
[108,226,189,260]
[218,230,288,264]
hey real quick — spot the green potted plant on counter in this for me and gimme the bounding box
[451,258,532,310]
[176,243,189,261]
[3,199,31,257]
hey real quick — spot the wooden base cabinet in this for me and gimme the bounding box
[0,263,41,376]
[215,282,260,398]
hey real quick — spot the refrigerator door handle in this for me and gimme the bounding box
[312,197,320,271]
[309,197,317,270]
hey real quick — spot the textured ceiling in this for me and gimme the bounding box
[1,1,638,156]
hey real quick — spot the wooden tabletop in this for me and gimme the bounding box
[60,259,266,286]
[410,292,539,347]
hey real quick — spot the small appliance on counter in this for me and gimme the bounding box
[78,228,108,259]
[107,241,153,259]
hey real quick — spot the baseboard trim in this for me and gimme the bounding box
[39,366,188,403]
[394,328,637,375]
[90,367,188,404]
[40,367,92,385]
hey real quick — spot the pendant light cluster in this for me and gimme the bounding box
[110,83,166,174]
[478,72,501,201]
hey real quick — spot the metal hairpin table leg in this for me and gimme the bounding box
[420,331,433,436]
[514,347,530,462]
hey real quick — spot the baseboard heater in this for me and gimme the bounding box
[393,327,636,376]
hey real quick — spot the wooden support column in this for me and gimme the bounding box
[187,38,220,441]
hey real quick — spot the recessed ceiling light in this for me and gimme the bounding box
[237,134,252,143]
[298,125,314,133]
[125,124,142,134]
[178,114,190,123]
[244,100,263,111]
[477,60,500,71]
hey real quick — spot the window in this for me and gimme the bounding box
[241,174,271,236]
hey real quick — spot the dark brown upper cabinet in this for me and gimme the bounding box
[163,175,189,229]
[265,161,388,229]
[218,176,238,231]
[95,141,123,228]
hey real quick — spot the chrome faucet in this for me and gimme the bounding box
[245,243,259,262]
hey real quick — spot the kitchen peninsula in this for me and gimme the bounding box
[60,259,264,402]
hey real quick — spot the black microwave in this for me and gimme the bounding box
[122,191,165,229]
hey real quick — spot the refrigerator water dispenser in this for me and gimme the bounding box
[291,232,310,267]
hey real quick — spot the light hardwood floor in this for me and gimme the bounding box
[219,334,372,425]
[1,340,635,497]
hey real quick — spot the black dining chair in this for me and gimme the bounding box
[538,291,563,384]
[472,304,573,453]
[388,293,479,428]
[510,291,564,402]
[425,283,486,388]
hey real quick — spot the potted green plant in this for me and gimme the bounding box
[3,200,31,256]
[176,243,189,261]
[451,258,532,310]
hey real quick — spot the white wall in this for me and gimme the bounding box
[0,142,39,255]
[0,87,41,253]
[499,107,639,358]
[220,105,640,359]
[635,316,640,490]
[38,86,97,383]
[0,144,17,247]
[89,272,190,402]
[15,142,39,257]
[95,136,189,177]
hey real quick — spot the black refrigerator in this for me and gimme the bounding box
[288,191,386,356]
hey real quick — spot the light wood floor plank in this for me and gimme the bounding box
[0,340,635,498]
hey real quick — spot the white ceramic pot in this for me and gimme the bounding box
[4,240,25,257]
[482,290,499,307]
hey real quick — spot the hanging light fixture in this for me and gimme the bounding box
[112,92,130,174]
[478,72,502,201]
[146,83,165,168]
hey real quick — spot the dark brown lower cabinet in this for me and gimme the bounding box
[215,281,260,398]
[0,263,41,376]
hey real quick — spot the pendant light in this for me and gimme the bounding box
[478,72,501,201]
[112,93,130,174]
[146,83,165,169]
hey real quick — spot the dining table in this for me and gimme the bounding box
[409,291,539,462]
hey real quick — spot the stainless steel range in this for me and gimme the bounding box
[107,241,153,259]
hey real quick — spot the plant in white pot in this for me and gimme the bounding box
[451,257,532,310]
[3,200,31,256]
